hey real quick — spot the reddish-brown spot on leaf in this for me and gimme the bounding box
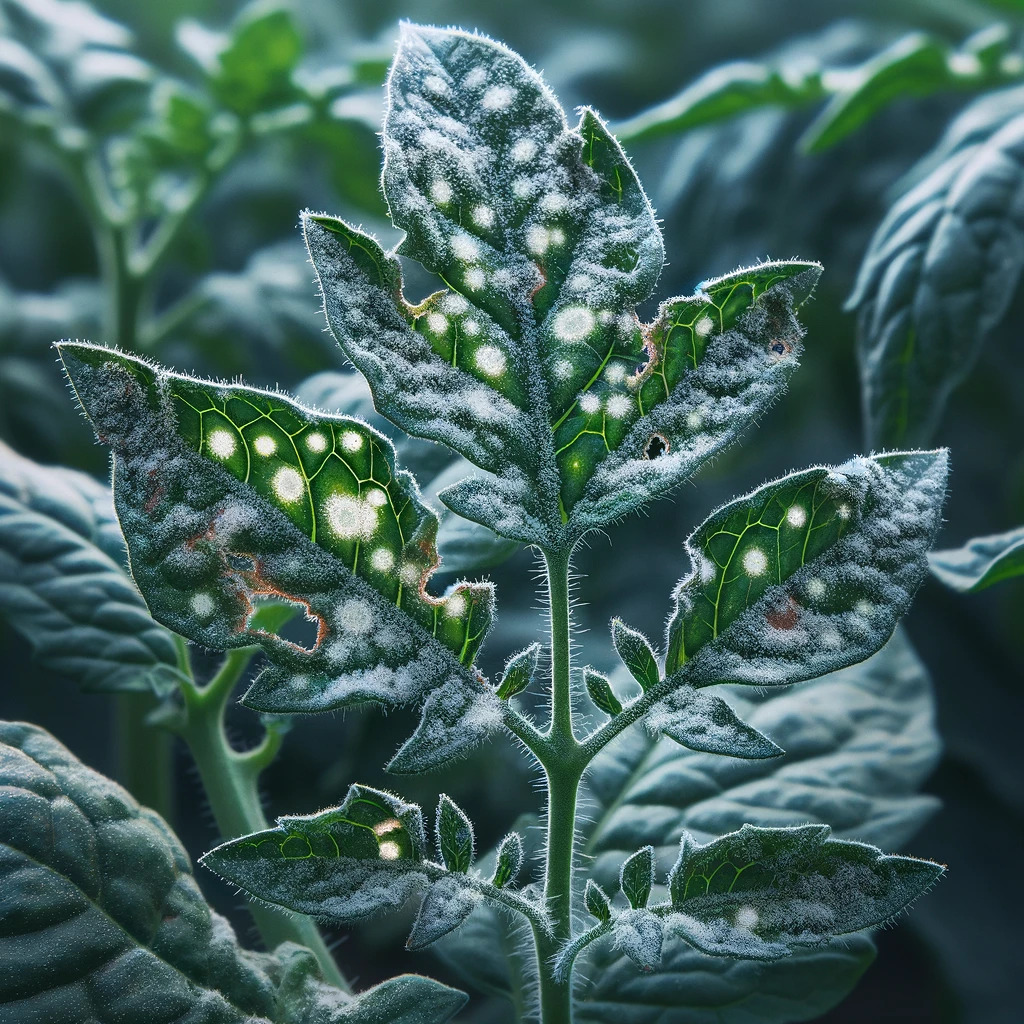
[766,595,800,630]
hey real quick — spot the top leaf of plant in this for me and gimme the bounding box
[303,24,821,547]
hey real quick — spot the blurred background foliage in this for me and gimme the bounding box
[2,0,1023,1021]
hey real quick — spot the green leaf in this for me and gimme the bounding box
[201,783,430,923]
[619,846,654,909]
[849,99,1024,447]
[575,935,876,1024]
[647,686,783,759]
[611,618,660,691]
[584,879,612,922]
[491,832,523,889]
[0,721,466,1023]
[303,25,820,545]
[662,823,943,960]
[663,451,947,688]
[57,342,499,770]
[584,667,622,717]
[930,525,1024,592]
[0,444,180,693]
[436,794,474,873]
[612,908,664,972]
[496,643,539,699]
[407,875,481,951]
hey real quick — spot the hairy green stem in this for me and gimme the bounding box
[178,649,350,992]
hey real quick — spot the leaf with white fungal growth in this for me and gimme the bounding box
[620,846,655,909]
[612,909,664,972]
[585,879,613,922]
[663,450,948,688]
[200,784,430,923]
[929,524,1024,593]
[662,823,944,960]
[585,667,622,717]
[646,686,784,759]
[304,24,820,545]
[611,618,661,690]
[57,343,499,756]
[491,832,524,889]
[495,643,539,699]
[436,794,474,873]
[407,874,482,950]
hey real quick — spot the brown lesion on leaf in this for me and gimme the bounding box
[144,468,166,514]
[239,568,327,654]
[529,262,547,303]
[765,595,800,630]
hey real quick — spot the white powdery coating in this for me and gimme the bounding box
[743,547,769,577]
[371,547,395,572]
[511,138,537,162]
[481,84,515,110]
[463,318,481,337]
[442,293,469,314]
[787,505,808,528]
[430,178,453,204]
[337,598,374,635]
[512,176,534,199]
[806,577,827,599]
[272,466,305,503]
[445,593,467,618]
[526,224,550,255]
[423,74,448,95]
[855,599,874,618]
[686,410,704,430]
[579,392,601,415]
[471,204,495,228]
[253,435,276,457]
[400,562,421,587]
[207,429,236,459]
[606,394,632,418]
[305,431,327,453]
[341,430,363,453]
[191,592,215,618]
[464,267,485,290]
[736,906,759,930]
[697,552,717,583]
[378,841,402,860]
[837,503,851,519]
[553,359,573,380]
[365,487,389,507]
[426,312,449,335]
[695,315,715,338]
[463,67,487,89]
[474,345,507,376]
[605,363,627,384]
[324,493,377,540]
[568,274,592,293]
[553,305,596,341]
[821,628,843,649]
[540,191,569,213]
[450,233,480,262]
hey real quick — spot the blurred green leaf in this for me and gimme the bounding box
[930,525,1024,592]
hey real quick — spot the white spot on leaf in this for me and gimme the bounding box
[481,84,515,110]
[426,312,448,335]
[606,394,631,418]
[471,205,495,228]
[743,547,768,577]
[341,431,363,453]
[273,466,305,503]
[337,598,373,635]
[511,138,537,162]
[191,592,215,618]
[450,234,480,262]
[465,267,485,290]
[806,577,826,599]
[208,429,236,459]
[371,548,395,572]
[305,432,327,453]
[430,179,452,205]
[445,593,468,618]
[787,505,807,528]
[474,345,507,376]
[254,435,276,457]
[695,315,714,338]
[553,306,596,342]
[324,493,377,539]
[379,840,402,860]
[579,392,601,415]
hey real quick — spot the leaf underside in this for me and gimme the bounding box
[929,524,1024,592]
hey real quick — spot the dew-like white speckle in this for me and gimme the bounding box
[821,628,843,649]
[606,394,632,418]
[686,410,704,430]
[191,592,215,618]
[511,138,537,162]
[697,552,717,583]
[400,562,421,588]
[253,435,277,457]
[579,392,601,415]
[445,593,468,618]
[526,224,551,255]
[512,176,534,199]
[208,429,236,459]
[806,577,826,599]
[273,466,304,503]
[482,84,515,110]
[442,293,469,314]
[736,906,759,930]
[553,358,573,380]
[553,305,596,341]
[379,840,402,860]
[743,547,768,577]
[450,234,480,262]
[695,315,714,338]
[463,318,480,337]
[540,192,569,213]
[430,179,452,204]
[365,487,389,508]
[341,431,363,453]
[475,345,507,377]
[426,312,448,335]
[324,493,377,539]
[837,503,851,519]
[305,431,327,453]
[423,74,448,96]
[371,548,395,572]
[472,204,495,228]
[549,227,565,246]
[787,505,807,528]
[617,313,635,335]
[605,363,626,384]
[568,274,592,293]
[463,67,487,90]
[465,267,485,290]
[337,598,373,635]
[854,599,874,618]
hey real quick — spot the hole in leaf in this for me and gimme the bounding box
[247,595,322,652]
[644,433,669,460]
[769,338,793,359]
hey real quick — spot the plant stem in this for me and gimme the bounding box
[536,546,581,1024]
[115,692,175,825]
[178,649,350,992]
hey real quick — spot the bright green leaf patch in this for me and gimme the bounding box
[303,24,822,547]
[56,342,499,767]
[662,823,943,960]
